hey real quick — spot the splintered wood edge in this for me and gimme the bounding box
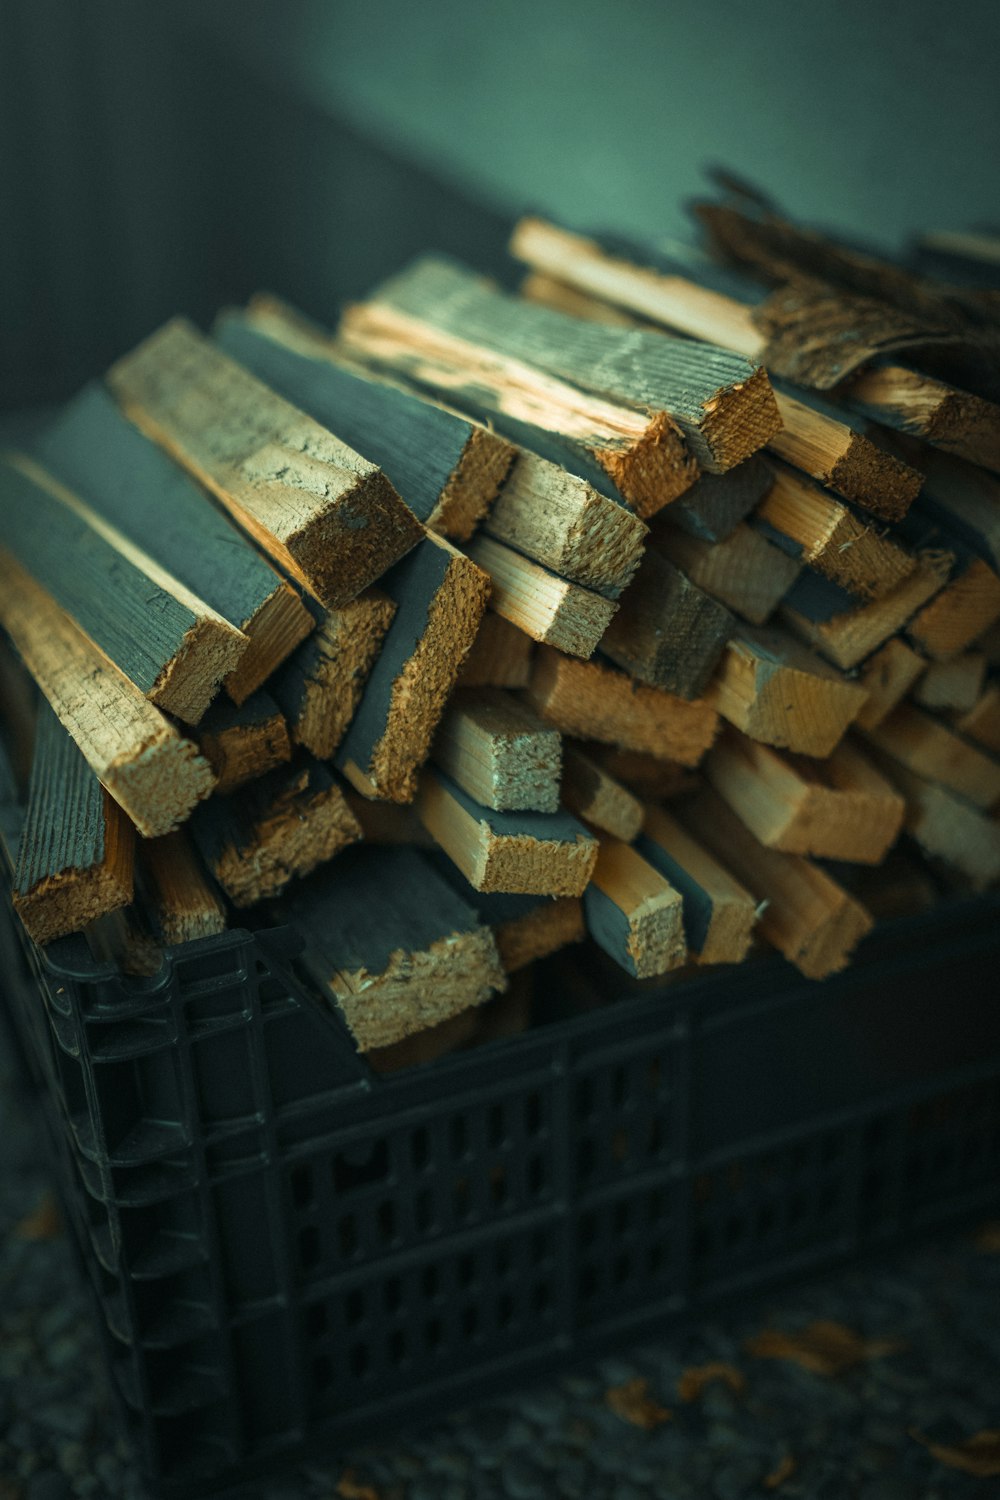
[323,925,506,1052]
[364,548,491,802]
[140,831,227,945]
[429,425,516,541]
[198,711,292,796]
[224,583,315,704]
[13,792,134,945]
[479,829,599,897]
[0,550,216,836]
[211,779,363,907]
[494,897,585,973]
[148,611,249,724]
[846,365,1000,474]
[697,365,782,473]
[432,691,563,813]
[290,591,397,760]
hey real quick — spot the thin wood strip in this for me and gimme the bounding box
[139,831,227,946]
[32,383,313,704]
[863,741,1000,890]
[639,804,758,966]
[466,533,618,659]
[416,767,598,896]
[706,627,868,757]
[431,688,562,813]
[906,557,1000,661]
[583,835,686,979]
[107,317,425,608]
[13,704,134,945]
[215,303,516,541]
[912,654,987,713]
[526,647,719,765]
[0,550,214,836]
[339,299,699,515]
[599,550,733,698]
[337,533,490,803]
[677,786,873,981]
[781,552,953,670]
[1,454,247,724]
[854,638,927,730]
[560,742,645,841]
[859,701,1000,810]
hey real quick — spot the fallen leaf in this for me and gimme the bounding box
[911,1428,1000,1477]
[676,1361,746,1402]
[336,1472,382,1500]
[13,1192,61,1241]
[605,1377,672,1430]
[744,1319,904,1376]
[973,1221,1000,1253]
[763,1452,797,1490]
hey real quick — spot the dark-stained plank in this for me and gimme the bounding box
[599,550,733,697]
[13,704,134,945]
[269,590,396,761]
[32,383,313,703]
[289,845,505,1051]
[191,758,362,907]
[583,835,686,979]
[639,805,758,965]
[197,690,291,794]
[0,454,247,724]
[107,318,425,607]
[337,533,490,802]
[0,551,214,836]
[215,302,515,540]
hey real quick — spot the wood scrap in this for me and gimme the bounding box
[782,552,953,670]
[599,550,733,697]
[560,742,645,841]
[652,519,800,626]
[431,688,562,812]
[912,654,987,713]
[860,702,1000,810]
[854,639,927,730]
[955,684,1000,754]
[639,805,758,965]
[583,835,686,978]
[466,532,618,658]
[197,690,291,794]
[139,831,227,945]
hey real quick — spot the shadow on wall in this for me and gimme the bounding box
[0,3,511,411]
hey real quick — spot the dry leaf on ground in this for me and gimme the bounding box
[762,1452,797,1490]
[605,1377,672,1430]
[13,1191,61,1241]
[676,1361,747,1402]
[911,1428,1000,1477]
[744,1319,904,1376]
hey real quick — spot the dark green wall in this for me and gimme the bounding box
[2,0,997,410]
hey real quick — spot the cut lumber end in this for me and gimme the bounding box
[584,836,686,979]
[854,638,926,730]
[906,557,1000,661]
[600,550,733,698]
[430,423,517,541]
[560,741,645,841]
[223,581,315,705]
[468,533,618,658]
[698,363,783,473]
[14,787,134,946]
[639,804,757,966]
[140,831,227,945]
[432,687,562,812]
[197,690,292,794]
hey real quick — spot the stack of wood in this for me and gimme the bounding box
[3,180,999,1071]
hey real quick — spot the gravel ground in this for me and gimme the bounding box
[3,1030,1000,1500]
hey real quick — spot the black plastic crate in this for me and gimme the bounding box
[3,785,1000,1494]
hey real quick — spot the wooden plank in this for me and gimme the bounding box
[906,557,1000,660]
[32,382,313,704]
[896,440,1000,572]
[0,551,214,836]
[484,448,647,597]
[834,849,937,923]
[466,533,617,659]
[639,805,757,965]
[859,701,1000,810]
[12,704,134,945]
[593,747,697,800]
[340,297,699,517]
[367,255,781,471]
[845,364,1000,475]
[912,654,987,713]
[583,836,686,979]
[139,831,227,946]
[107,318,425,608]
[706,627,868,756]
[757,462,916,600]
[678,786,873,980]
[215,302,515,541]
[863,744,1000,890]
[664,456,775,542]
[782,553,953,670]
[767,389,924,521]
[191,758,362,907]
[704,728,904,863]
[269,589,396,760]
[337,533,490,802]
[290,845,505,1051]
[560,741,645,841]
[955,683,1000,754]
[197,690,291,794]
[652,519,800,626]
[431,688,562,812]
[854,638,927,730]
[457,613,534,689]
[0,454,247,725]
[492,896,584,973]
[416,767,598,896]
[511,217,1000,473]
[519,252,922,522]
[526,647,719,764]
[599,551,733,697]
